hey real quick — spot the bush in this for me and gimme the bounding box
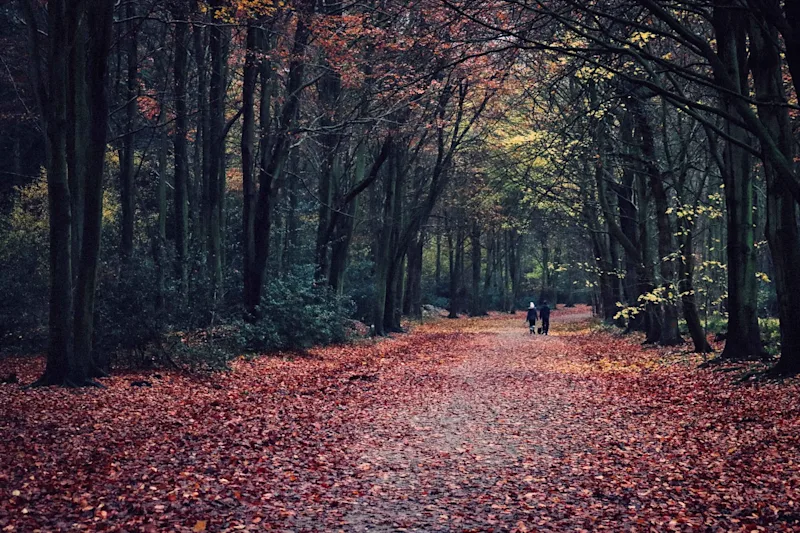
[236,271,354,353]
[759,317,781,356]
[0,176,49,353]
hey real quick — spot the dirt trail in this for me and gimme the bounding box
[335,310,608,532]
[3,307,800,532]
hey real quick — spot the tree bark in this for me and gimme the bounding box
[405,234,423,318]
[469,221,483,316]
[750,14,800,372]
[244,8,309,314]
[241,23,259,314]
[207,0,227,292]
[713,3,766,360]
[192,13,209,256]
[373,150,396,335]
[67,16,87,283]
[119,0,137,260]
[173,9,190,297]
[630,98,682,346]
[36,0,74,385]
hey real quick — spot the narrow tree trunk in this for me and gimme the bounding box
[470,221,483,316]
[631,100,681,345]
[509,229,521,314]
[501,232,510,312]
[679,216,712,352]
[610,121,645,330]
[241,23,259,316]
[373,156,395,335]
[384,151,405,332]
[539,236,549,303]
[119,0,137,260]
[449,227,464,318]
[435,225,442,288]
[329,200,356,295]
[207,1,227,292]
[154,109,168,312]
[329,145,366,294]
[173,10,190,297]
[192,17,209,256]
[405,235,423,318]
[312,2,344,280]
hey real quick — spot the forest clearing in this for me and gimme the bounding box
[3,308,800,532]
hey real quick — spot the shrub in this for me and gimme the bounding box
[0,176,49,353]
[236,271,355,353]
[759,317,781,357]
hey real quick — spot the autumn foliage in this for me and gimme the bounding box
[2,309,799,531]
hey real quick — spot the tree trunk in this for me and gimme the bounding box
[470,221,483,316]
[449,227,464,318]
[329,200,356,295]
[241,23,259,315]
[154,105,168,313]
[679,216,712,352]
[373,153,395,335]
[713,4,766,360]
[119,0,137,260]
[67,16,87,283]
[245,10,309,313]
[405,235,423,318]
[73,0,113,381]
[750,15,800,372]
[610,115,645,331]
[173,10,190,297]
[435,225,442,288]
[207,0,227,292]
[384,151,405,332]
[192,15,209,256]
[507,229,521,314]
[37,0,74,386]
[630,99,682,346]
[32,0,113,386]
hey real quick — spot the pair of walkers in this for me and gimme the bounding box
[526,301,550,335]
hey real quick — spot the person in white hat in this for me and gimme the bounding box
[526,302,537,334]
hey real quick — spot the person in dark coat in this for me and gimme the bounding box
[526,302,537,334]
[538,301,551,335]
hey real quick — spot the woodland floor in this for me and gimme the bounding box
[2,307,800,532]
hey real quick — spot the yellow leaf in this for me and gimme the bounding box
[193,520,207,532]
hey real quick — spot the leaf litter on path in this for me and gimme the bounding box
[1,306,799,531]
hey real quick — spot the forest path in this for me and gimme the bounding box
[338,310,597,531]
[3,307,800,532]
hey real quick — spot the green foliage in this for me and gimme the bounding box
[236,271,355,353]
[0,176,49,352]
[344,258,376,324]
[759,317,781,357]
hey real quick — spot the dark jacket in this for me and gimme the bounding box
[538,305,550,320]
[526,308,537,322]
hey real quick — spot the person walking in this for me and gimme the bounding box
[539,300,551,335]
[526,302,537,334]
